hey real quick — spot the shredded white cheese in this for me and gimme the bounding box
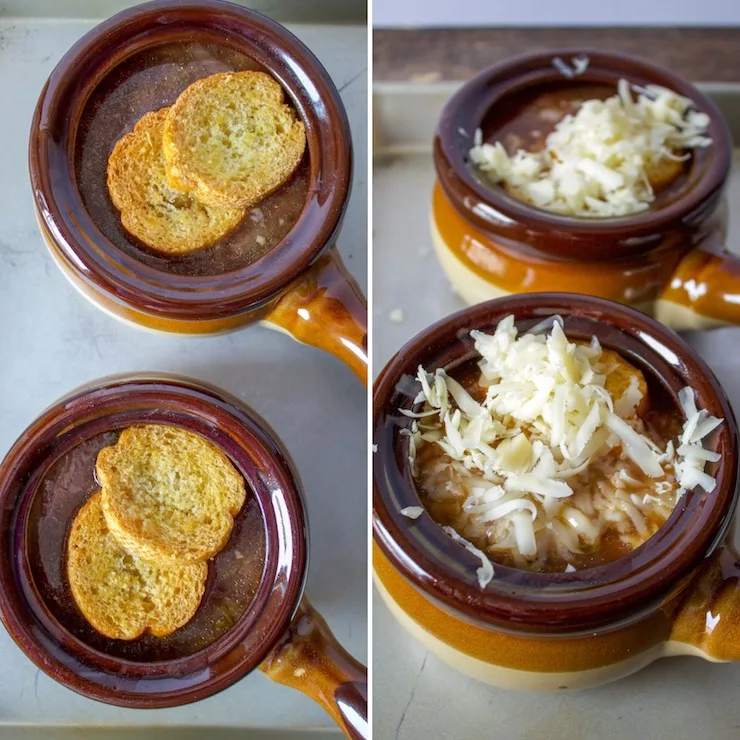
[406,315,723,568]
[442,526,495,588]
[469,79,712,218]
[572,55,590,76]
[552,55,590,79]
[675,387,723,495]
[400,506,424,519]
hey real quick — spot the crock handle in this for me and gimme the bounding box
[658,246,740,330]
[670,544,740,660]
[259,597,368,739]
[263,248,368,385]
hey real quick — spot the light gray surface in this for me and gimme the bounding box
[373,95,740,739]
[372,0,740,28]
[0,15,367,734]
[1,0,366,23]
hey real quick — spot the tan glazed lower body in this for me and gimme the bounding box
[430,182,737,332]
[373,545,727,691]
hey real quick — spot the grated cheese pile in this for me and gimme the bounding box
[403,316,723,583]
[468,79,712,218]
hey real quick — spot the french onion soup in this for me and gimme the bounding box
[77,42,308,275]
[29,426,265,658]
[468,77,712,218]
[402,316,723,581]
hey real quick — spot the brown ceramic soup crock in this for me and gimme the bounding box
[432,49,739,332]
[373,293,740,690]
[0,374,366,737]
[29,0,366,382]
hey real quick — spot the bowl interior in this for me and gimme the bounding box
[373,294,739,633]
[0,375,307,706]
[25,424,266,663]
[75,39,310,277]
[32,0,352,316]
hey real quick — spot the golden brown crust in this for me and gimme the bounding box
[106,107,244,255]
[162,71,306,209]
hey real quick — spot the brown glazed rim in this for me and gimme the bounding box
[373,294,739,635]
[0,374,308,708]
[434,49,732,261]
[29,0,352,320]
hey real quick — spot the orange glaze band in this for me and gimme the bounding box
[373,543,674,673]
[431,182,678,306]
[431,182,687,306]
[432,181,740,326]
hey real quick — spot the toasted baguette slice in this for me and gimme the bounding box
[162,71,306,209]
[107,107,244,255]
[646,156,686,193]
[97,425,246,563]
[67,493,207,640]
[600,348,648,417]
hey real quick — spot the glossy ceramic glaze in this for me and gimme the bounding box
[373,293,740,689]
[432,50,740,331]
[29,0,367,382]
[0,374,366,736]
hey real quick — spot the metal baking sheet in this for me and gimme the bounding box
[373,82,740,740]
[0,5,367,737]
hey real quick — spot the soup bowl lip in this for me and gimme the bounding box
[433,48,732,262]
[373,293,739,635]
[29,0,352,321]
[0,372,309,708]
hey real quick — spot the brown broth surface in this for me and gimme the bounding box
[476,82,690,202]
[75,42,309,276]
[26,430,266,661]
[416,352,682,573]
